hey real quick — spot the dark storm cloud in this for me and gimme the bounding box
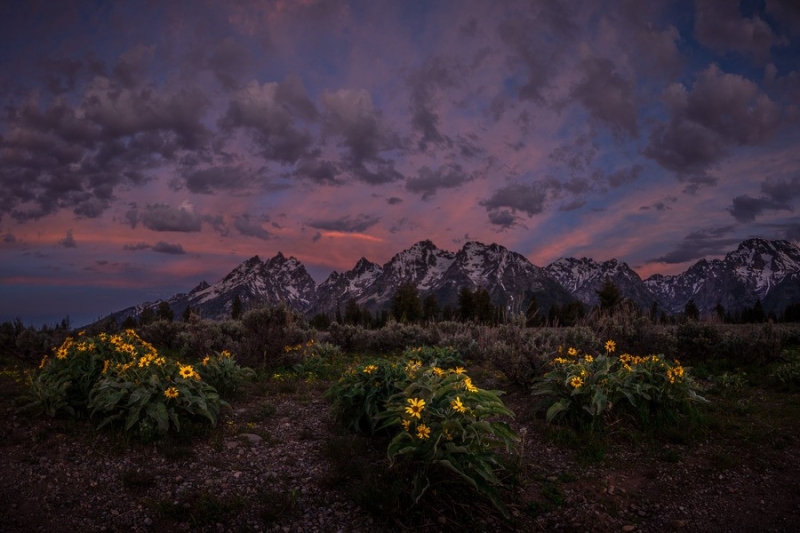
[112,44,155,89]
[766,0,800,36]
[481,181,551,224]
[307,213,380,233]
[183,165,251,194]
[487,209,517,228]
[570,57,638,137]
[139,204,202,232]
[407,57,459,151]
[207,37,251,90]
[405,164,471,200]
[497,1,577,104]
[292,157,341,184]
[82,78,210,149]
[234,213,273,240]
[220,76,317,164]
[645,64,781,186]
[761,175,800,203]
[386,197,403,205]
[60,230,77,248]
[650,225,739,264]
[320,88,401,183]
[152,241,186,254]
[693,0,785,63]
[729,195,793,223]
[350,160,404,185]
[123,242,150,251]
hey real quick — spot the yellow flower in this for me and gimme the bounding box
[102,359,110,374]
[432,367,445,377]
[164,387,180,399]
[451,396,467,413]
[584,355,594,363]
[605,340,616,353]
[202,356,211,366]
[38,356,49,370]
[178,364,200,380]
[405,398,426,419]
[363,364,378,374]
[569,376,584,388]
[553,357,569,365]
[453,366,466,375]
[221,350,232,358]
[416,423,431,440]
[567,347,578,357]
[443,428,453,441]
[464,377,478,393]
[78,330,86,337]
[401,419,411,431]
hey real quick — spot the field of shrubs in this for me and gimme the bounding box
[1,307,800,531]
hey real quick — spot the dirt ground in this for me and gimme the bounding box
[1,366,799,532]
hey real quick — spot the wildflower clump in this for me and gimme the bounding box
[376,364,519,516]
[532,340,707,429]
[197,349,256,397]
[24,329,247,441]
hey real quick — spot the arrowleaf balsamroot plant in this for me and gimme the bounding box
[376,362,520,516]
[24,330,253,441]
[532,340,708,429]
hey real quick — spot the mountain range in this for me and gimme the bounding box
[101,238,800,324]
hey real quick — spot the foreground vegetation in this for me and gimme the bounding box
[2,307,800,530]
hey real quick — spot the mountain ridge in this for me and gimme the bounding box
[98,238,800,324]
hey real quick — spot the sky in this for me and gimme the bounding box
[1,0,800,327]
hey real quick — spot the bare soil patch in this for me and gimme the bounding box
[1,367,799,532]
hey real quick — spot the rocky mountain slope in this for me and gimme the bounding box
[99,238,800,324]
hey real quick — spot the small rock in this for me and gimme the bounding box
[622,526,636,532]
[437,516,447,525]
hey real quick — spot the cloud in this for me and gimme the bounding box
[183,165,252,194]
[292,157,341,184]
[307,213,380,233]
[487,209,517,228]
[693,0,785,63]
[139,203,203,232]
[234,213,273,240]
[497,2,577,104]
[728,194,793,223]
[386,197,403,205]
[645,64,781,186]
[481,181,554,224]
[407,57,459,150]
[760,175,800,203]
[207,37,251,90]
[123,242,151,251]
[60,229,77,248]
[152,241,186,254]
[650,225,739,263]
[321,88,398,167]
[606,165,644,188]
[220,76,317,164]
[570,56,638,137]
[405,164,472,199]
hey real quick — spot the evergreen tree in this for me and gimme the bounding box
[650,301,659,323]
[596,278,622,313]
[684,298,700,321]
[139,306,155,326]
[714,302,725,322]
[474,287,495,324]
[157,301,174,322]
[344,298,361,325]
[423,293,440,322]
[391,282,423,322]
[121,316,137,330]
[752,298,766,323]
[231,295,243,320]
[458,287,476,322]
[559,300,586,327]
[182,305,193,322]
